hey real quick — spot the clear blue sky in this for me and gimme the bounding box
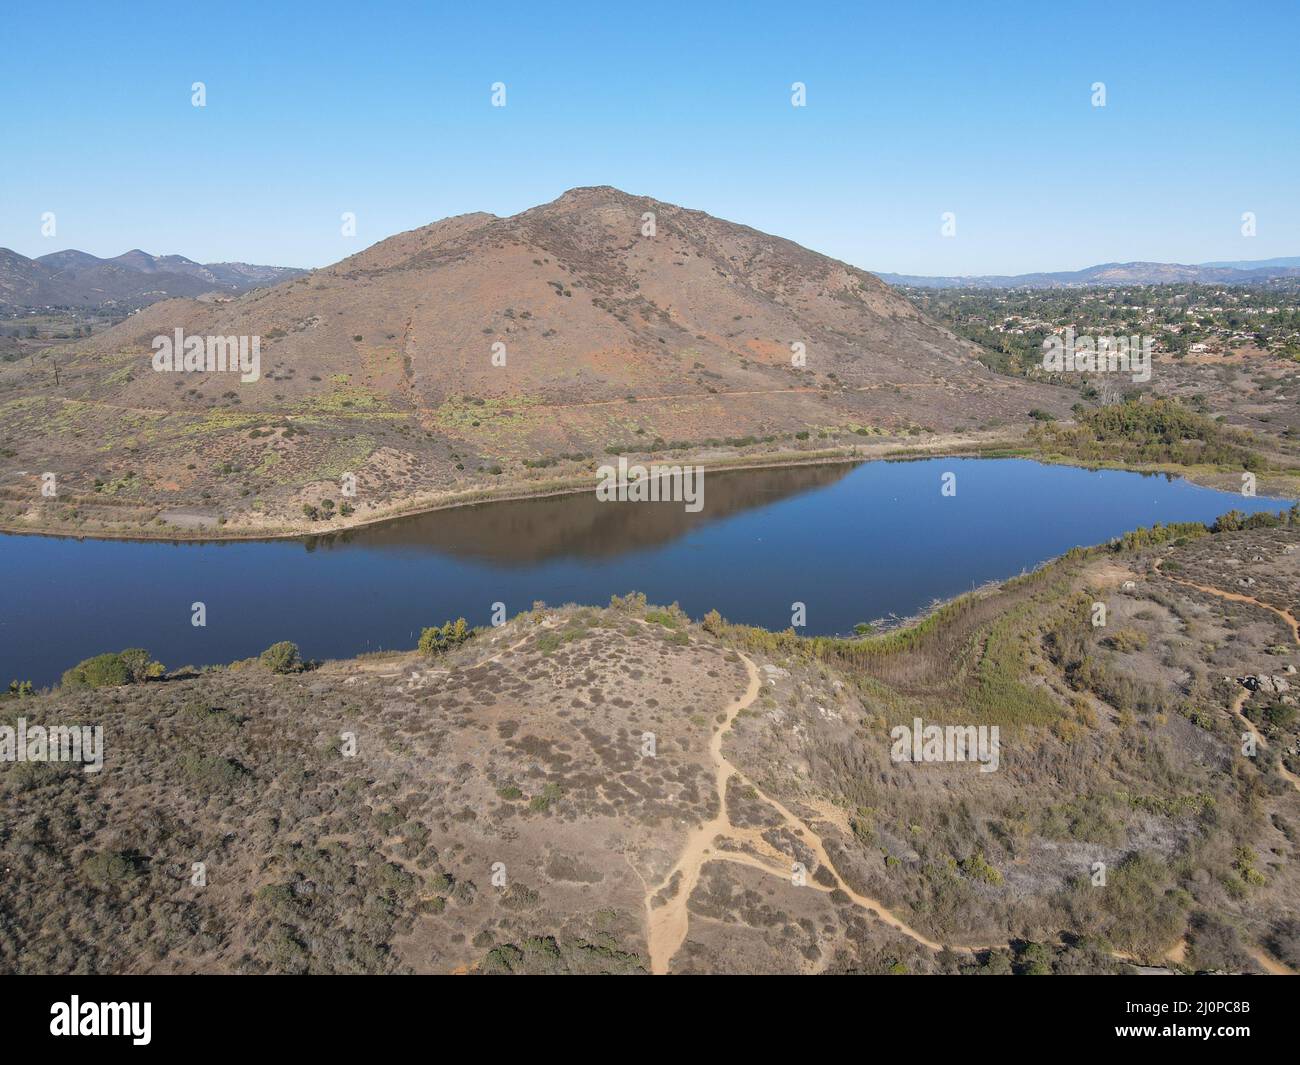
[2,0,1297,274]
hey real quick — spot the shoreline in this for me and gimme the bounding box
[11,485,1298,691]
[1,439,1296,546]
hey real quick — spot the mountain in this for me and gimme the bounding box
[1201,256,1300,271]
[65,185,1066,417]
[0,247,305,313]
[0,186,1071,537]
[876,258,1300,289]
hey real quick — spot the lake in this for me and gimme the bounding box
[1,457,1292,687]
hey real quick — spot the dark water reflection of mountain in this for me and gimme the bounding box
[1,458,1291,687]
[309,462,855,565]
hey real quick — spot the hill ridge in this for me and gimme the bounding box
[0,187,1070,537]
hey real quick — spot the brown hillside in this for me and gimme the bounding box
[0,187,1071,537]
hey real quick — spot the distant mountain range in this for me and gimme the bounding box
[875,257,1300,290]
[0,248,306,314]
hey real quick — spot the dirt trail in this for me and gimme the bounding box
[48,396,173,417]
[1151,557,1299,971]
[644,643,1296,975]
[340,612,1290,974]
[1157,565,1300,645]
[643,655,763,973]
[44,381,952,422]
[643,652,999,974]
[1154,557,1300,792]
[419,381,951,416]
[1250,948,1296,976]
[346,622,552,687]
[1226,689,1300,790]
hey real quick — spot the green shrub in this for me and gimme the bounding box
[179,752,248,790]
[81,850,140,886]
[1030,396,1262,470]
[644,609,679,628]
[119,648,164,682]
[417,618,472,656]
[960,851,1003,885]
[1265,702,1296,729]
[259,641,304,673]
[62,648,162,689]
[1102,628,1148,653]
[529,782,563,812]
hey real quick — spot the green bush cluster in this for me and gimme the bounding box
[417,618,471,656]
[1030,397,1264,470]
[62,648,163,689]
[259,641,304,674]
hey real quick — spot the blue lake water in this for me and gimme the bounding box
[0,457,1291,687]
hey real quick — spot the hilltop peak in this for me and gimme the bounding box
[549,184,647,205]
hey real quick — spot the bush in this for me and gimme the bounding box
[119,648,164,682]
[960,851,1003,885]
[81,850,140,886]
[1265,702,1296,729]
[259,641,304,674]
[63,653,127,688]
[417,618,472,656]
[179,753,248,790]
[644,609,679,629]
[534,631,562,655]
[1102,628,1148,653]
[1030,396,1262,470]
[62,648,162,689]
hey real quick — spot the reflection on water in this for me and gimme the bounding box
[310,462,855,564]
[0,458,1291,687]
